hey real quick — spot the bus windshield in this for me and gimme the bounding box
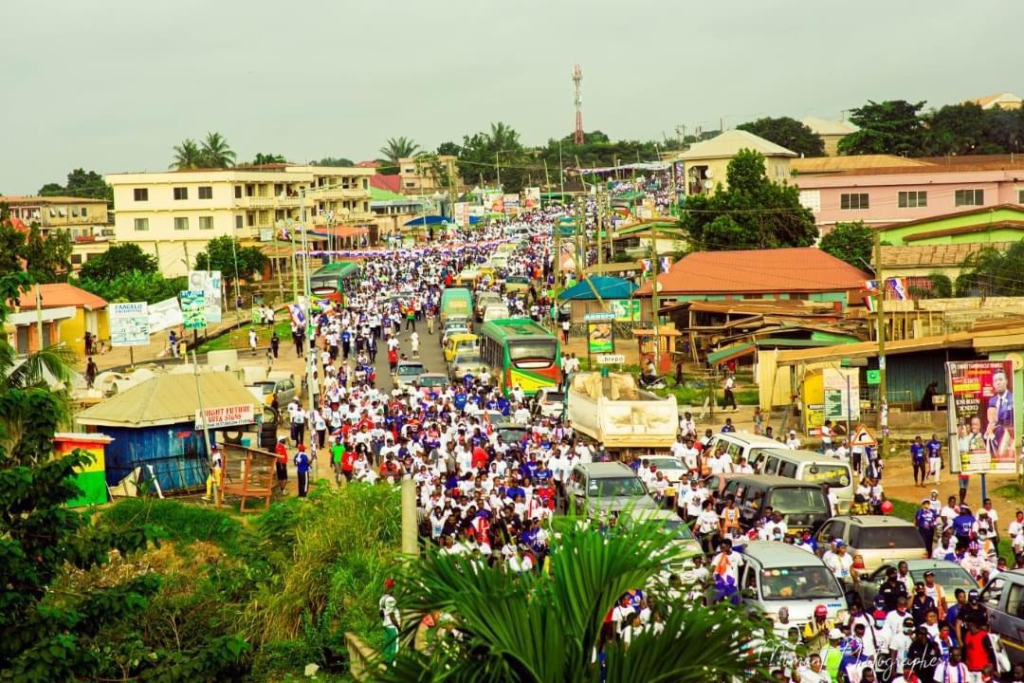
[509,340,556,368]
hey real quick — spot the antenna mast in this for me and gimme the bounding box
[572,63,584,145]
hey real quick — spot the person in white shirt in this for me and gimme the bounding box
[785,430,801,449]
[824,541,853,581]
[513,405,531,425]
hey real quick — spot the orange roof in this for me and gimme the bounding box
[635,248,870,296]
[16,283,108,310]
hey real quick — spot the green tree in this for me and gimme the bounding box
[78,242,157,281]
[379,519,769,682]
[171,137,204,170]
[737,116,825,157]
[984,107,1024,153]
[457,122,534,192]
[681,149,818,250]
[37,169,112,203]
[0,211,27,275]
[838,100,928,156]
[22,224,73,283]
[77,271,187,304]
[199,131,236,168]
[312,156,356,167]
[379,137,421,168]
[193,236,268,286]
[925,102,995,156]
[819,221,873,269]
[957,241,1024,296]
[436,141,462,156]
[250,152,288,165]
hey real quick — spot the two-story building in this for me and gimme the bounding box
[106,165,374,276]
[802,117,859,157]
[792,155,1024,233]
[0,195,114,272]
[397,155,459,196]
[672,130,797,197]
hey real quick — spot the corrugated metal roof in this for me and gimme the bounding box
[881,243,1014,268]
[675,130,798,161]
[76,371,259,428]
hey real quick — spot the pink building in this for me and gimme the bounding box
[792,156,1024,232]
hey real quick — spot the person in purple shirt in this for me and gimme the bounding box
[915,498,937,557]
[910,435,926,486]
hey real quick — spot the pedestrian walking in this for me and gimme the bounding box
[722,374,737,411]
[294,444,311,497]
[560,318,570,344]
[380,578,401,665]
[169,330,178,358]
[274,437,288,494]
[249,327,258,356]
[270,331,280,359]
[410,331,420,359]
[85,356,98,389]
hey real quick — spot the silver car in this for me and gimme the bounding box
[566,462,659,517]
[449,351,487,382]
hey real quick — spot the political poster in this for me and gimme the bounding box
[188,270,223,324]
[147,296,184,333]
[109,302,151,347]
[587,322,614,354]
[523,187,541,209]
[180,290,207,330]
[947,360,1015,473]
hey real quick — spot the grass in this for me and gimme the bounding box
[198,320,293,354]
[100,498,245,555]
[993,483,1024,507]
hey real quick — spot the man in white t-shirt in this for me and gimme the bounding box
[785,430,801,449]
[824,541,853,581]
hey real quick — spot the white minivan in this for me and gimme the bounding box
[758,449,854,514]
[704,433,790,470]
[738,541,849,637]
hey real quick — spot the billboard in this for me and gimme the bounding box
[147,296,183,333]
[523,187,541,209]
[195,404,255,430]
[947,360,1015,474]
[188,270,222,324]
[610,299,641,322]
[180,290,207,330]
[587,322,614,354]
[109,302,150,347]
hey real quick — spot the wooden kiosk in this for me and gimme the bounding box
[218,444,278,512]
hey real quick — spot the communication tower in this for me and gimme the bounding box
[572,64,584,145]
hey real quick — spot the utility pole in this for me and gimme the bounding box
[299,190,316,422]
[35,287,44,351]
[182,240,198,349]
[651,240,661,370]
[873,232,889,459]
[495,151,501,189]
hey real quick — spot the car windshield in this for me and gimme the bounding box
[256,382,275,395]
[542,391,565,403]
[654,516,696,541]
[397,365,425,376]
[419,376,447,387]
[760,566,842,601]
[646,458,684,470]
[910,568,975,592]
[497,427,528,442]
[767,487,827,515]
[509,340,557,364]
[589,477,647,497]
[454,353,482,365]
[851,526,924,550]
[800,464,852,488]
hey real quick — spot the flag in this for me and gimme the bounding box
[864,295,876,313]
[659,256,672,272]
[640,259,652,273]
[888,277,908,301]
[289,303,305,327]
[863,279,879,293]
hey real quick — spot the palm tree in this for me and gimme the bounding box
[379,137,421,167]
[199,132,236,168]
[488,121,521,151]
[170,138,203,170]
[377,520,772,682]
[251,152,288,165]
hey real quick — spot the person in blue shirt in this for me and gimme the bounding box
[453,389,468,411]
[910,435,926,486]
[293,444,312,497]
[926,433,943,486]
[952,504,976,546]
[720,418,736,433]
[534,463,552,483]
[496,395,511,417]
[915,498,937,557]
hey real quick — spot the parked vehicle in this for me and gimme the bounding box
[449,351,488,382]
[981,570,1024,666]
[568,372,677,453]
[440,287,474,325]
[248,371,297,407]
[738,541,849,637]
[504,275,531,294]
[814,515,927,573]
[859,559,976,608]
[443,332,479,363]
[705,433,792,470]
[705,474,832,535]
[758,449,854,513]
[394,361,426,390]
[566,462,659,517]
[475,292,502,320]
[482,303,511,324]
[637,455,687,486]
[622,509,704,575]
[532,387,565,418]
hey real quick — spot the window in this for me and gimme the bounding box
[955,189,984,206]
[173,187,188,200]
[174,217,189,231]
[80,206,88,217]
[134,218,149,231]
[1018,189,1024,204]
[235,215,243,229]
[840,193,869,210]
[898,191,927,208]
[198,186,213,199]
[234,186,242,199]
[199,216,214,230]
[71,254,82,265]
[133,188,148,201]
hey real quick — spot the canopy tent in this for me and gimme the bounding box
[574,162,671,174]
[404,215,450,227]
[557,276,637,302]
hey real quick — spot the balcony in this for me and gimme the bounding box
[306,187,368,201]
[234,195,302,209]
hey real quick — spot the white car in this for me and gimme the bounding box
[637,455,687,485]
[532,387,565,419]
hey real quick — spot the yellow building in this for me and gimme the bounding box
[0,195,112,239]
[966,92,1023,110]
[106,165,375,276]
[673,130,797,197]
[397,155,459,195]
[802,117,860,157]
[15,284,108,356]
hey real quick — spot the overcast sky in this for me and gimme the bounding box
[4,0,1022,194]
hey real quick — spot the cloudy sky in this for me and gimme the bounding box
[3,0,1022,193]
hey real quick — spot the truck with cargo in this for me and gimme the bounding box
[567,372,678,454]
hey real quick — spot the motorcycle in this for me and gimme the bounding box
[638,373,667,390]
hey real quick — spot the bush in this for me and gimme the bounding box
[101,498,244,554]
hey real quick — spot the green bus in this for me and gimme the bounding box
[310,261,361,297]
[478,318,561,396]
[440,287,473,324]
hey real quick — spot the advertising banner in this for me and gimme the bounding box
[195,404,255,430]
[188,270,223,324]
[109,302,151,347]
[180,290,207,330]
[147,296,184,333]
[587,321,614,354]
[523,187,541,209]
[947,360,1015,474]
[610,299,641,322]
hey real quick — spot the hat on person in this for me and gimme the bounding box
[834,539,845,547]
[297,444,306,452]
[384,578,395,590]
[827,628,843,640]
[921,498,931,504]
[815,605,829,619]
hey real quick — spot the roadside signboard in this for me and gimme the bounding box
[180,290,207,330]
[947,360,1015,474]
[596,354,626,365]
[109,302,150,347]
[188,270,222,324]
[195,404,255,430]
